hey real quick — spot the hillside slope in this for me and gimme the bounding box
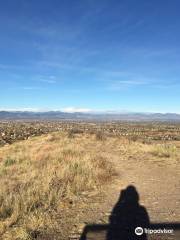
[0,132,179,239]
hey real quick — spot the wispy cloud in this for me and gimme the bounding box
[8,86,45,91]
[105,78,150,91]
[23,87,43,90]
[128,47,179,58]
[62,107,92,113]
[38,75,57,84]
[106,77,180,91]
[37,60,131,77]
[39,79,56,84]
[0,107,93,113]
[119,80,147,85]
[0,107,42,112]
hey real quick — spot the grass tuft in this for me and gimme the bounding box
[151,144,177,158]
[3,158,16,167]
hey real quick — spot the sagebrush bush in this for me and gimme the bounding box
[67,128,83,138]
[151,144,177,158]
[95,131,105,141]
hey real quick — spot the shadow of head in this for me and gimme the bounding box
[118,185,139,205]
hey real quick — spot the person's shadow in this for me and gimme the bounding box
[80,185,150,240]
[106,185,149,240]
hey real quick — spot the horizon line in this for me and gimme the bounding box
[0,108,180,115]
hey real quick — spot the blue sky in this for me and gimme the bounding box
[0,0,180,113]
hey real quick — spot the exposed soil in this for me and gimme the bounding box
[68,144,180,240]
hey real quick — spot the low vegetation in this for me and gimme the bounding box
[150,144,177,158]
[0,132,115,239]
[0,122,180,239]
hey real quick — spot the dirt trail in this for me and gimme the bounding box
[70,150,180,240]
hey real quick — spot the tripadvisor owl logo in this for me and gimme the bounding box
[135,227,144,235]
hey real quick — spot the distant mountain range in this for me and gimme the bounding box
[1,111,180,121]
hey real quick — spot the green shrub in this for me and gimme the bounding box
[4,158,16,167]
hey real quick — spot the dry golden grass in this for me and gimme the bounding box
[150,144,177,158]
[0,132,115,239]
[0,132,179,239]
